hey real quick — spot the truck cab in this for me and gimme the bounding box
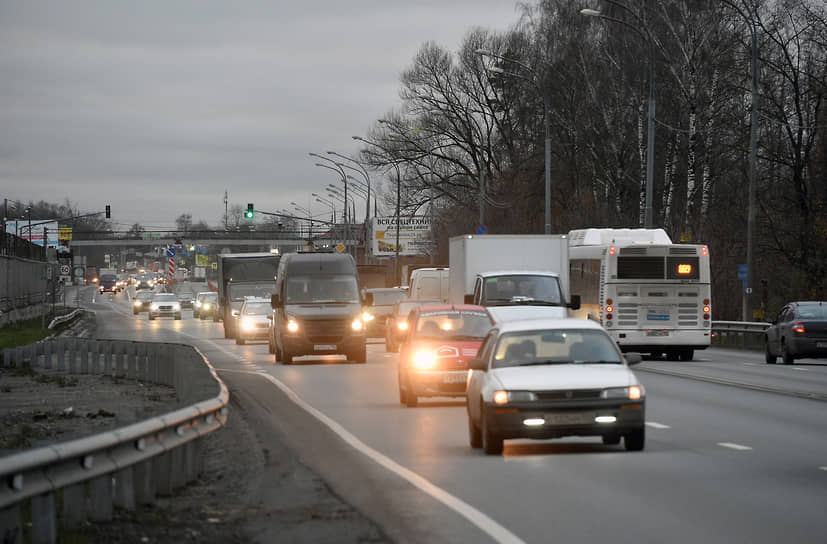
[468,271,580,322]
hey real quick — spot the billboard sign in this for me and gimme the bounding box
[5,220,60,247]
[371,216,432,256]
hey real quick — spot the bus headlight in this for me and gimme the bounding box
[286,319,299,333]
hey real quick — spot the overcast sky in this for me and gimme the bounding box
[1,0,522,230]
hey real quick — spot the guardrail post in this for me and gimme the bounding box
[69,338,79,373]
[154,451,173,496]
[14,347,23,367]
[2,348,10,368]
[31,492,58,544]
[185,440,198,481]
[170,445,186,490]
[44,341,53,370]
[0,506,22,544]
[87,475,113,522]
[134,459,155,505]
[127,343,137,379]
[61,484,86,529]
[57,338,66,370]
[80,339,89,373]
[104,341,113,375]
[113,468,136,511]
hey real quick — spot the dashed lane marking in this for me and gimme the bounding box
[645,422,671,429]
[717,442,753,451]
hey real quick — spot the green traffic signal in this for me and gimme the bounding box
[245,203,254,219]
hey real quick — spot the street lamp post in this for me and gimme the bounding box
[581,6,656,228]
[311,155,351,254]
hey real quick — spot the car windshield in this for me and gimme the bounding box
[178,293,193,299]
[798,304,827,319]
[228,282,274,300]
[243,302,271,315]
[198,293,217,301]
[153,294,177,302]
[492,329,622,368]
[484,275,562,306]
[285,275,360,304]
[137,292,154,300]
[414,310,492,341]
[371,290,408,306]
[396,300,435,316]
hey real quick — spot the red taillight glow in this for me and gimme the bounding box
[793,322,806,333]
[703,305,711,313]
[609,246,616,256]
[701,246,708,256]
[606,305,614,313]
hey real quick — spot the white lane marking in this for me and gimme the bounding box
[645,421,671,429]
[793,368,808,372]
[742,362,757,366]
[717,442,753,451]
[176,334,525,543]
[257,372,525,544]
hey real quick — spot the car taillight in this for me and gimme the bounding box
[605,300,613,320]
[793,322,806,333]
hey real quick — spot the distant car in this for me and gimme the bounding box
[235,298,272,345]
[362,287,408,337]
[177,292,195,309]
[765,301,827,364]
[398,304,494,408]
[148,293,182,321]
[135,274,154,290]
[384,299,441,353]
[466,318,645,455]
[193,291,218,320]
[132,290,155,314]
[98,274,119,295]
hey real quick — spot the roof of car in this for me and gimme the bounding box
[478,270,561,278]
[495,317,604,334]
[241,297,270,304]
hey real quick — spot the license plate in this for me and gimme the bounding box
[647,330,669,337]
[314,344,336,351]
[442,373,467,384]
[546,412,594,425]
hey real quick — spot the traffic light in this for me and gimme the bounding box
[105,205,111,218]
[245,203,254,219]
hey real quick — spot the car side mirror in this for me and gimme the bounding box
[624,353,642,366]
[364,292,374,306]
[468,357,487,371]
[569,294,581,311]
[271,293,282,309]
[464,294,474,304]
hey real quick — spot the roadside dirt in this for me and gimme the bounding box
[0,315,390,543]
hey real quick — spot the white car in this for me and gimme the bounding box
[235,298,272,345]
[466,318,645,455]
[148,293,182,321]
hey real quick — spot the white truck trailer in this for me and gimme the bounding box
[448,234,578,320]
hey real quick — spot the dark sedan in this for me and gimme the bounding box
[362,287,408,337]
[765,301,827,364]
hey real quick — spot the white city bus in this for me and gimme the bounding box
[568,228,712,361]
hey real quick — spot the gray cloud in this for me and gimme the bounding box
[1,0,520,228]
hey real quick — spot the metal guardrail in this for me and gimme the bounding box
[0,339,229,544]
[711,320,770,350]
[46,308,84,330]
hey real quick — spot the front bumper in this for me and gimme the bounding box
[408,369,468,398]
[483,399,645,440]
[149,308,181,319]
[283,333,365,357]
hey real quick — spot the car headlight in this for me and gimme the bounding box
[202,303,211,310]
[601,386,644,400]
[172,303,181,311]
[362,311,375,322]
[150,304,159,311]
[412,350,436,369]
[287,319,300,333]
[134,301,142,307]
[493,390,537,405]
[241,317,255,331]
[396,320,408,331]
[351,318,364,332]
[195,302,202,308]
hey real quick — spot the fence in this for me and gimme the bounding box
[0,339,229,544]
[0,231,46,261]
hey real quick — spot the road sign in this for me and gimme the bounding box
[60,264,71,275]
[166,247,176,258]
[336,243,345,252]
[737,264,747,280]
[476,224,488,235]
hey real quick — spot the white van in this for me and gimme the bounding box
[408,267,450,303]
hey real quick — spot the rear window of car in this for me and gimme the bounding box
[797,304,827,319]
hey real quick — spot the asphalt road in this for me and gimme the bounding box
[80,284,827,544]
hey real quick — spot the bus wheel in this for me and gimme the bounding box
[679,349,694,362]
